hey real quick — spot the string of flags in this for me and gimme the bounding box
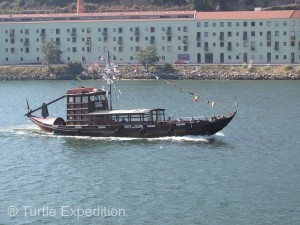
[155,75,217,108]
[100,53,218,108]
[71,51,218,107]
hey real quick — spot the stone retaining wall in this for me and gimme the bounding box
[0,65,299,80]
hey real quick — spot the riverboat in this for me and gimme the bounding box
[25,85,236,137]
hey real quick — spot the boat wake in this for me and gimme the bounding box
[0,125,225,143]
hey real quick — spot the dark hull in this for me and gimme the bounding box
[29,111,236,138]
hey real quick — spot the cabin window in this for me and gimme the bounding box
[82,96,89,103]
[68,97,74,103]
[75,97,81,103]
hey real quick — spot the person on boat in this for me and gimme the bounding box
[211,114,217,121]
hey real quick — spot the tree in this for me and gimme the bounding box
[135,45,160,72]
[67,61,84,77]
[41,40,63,69]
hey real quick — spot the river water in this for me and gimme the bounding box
[0,80,299,225]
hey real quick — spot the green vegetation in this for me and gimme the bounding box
[135,45,160,72]
[156,63,176,74]
[0,0,296,14]
[41,40,63,70]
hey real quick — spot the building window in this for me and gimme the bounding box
[267,42,271,47]
[291,41,295,47]
[204,22,208,27]
[197,42,201,47]
[82,47,85,51]
[220,22,224,27]
[243,42,247,47]
[11,48,15,53]
[251,21,255,26]
[283,55,287,59]
[213,22,216,27]
[259,22,263,26]
[37,57,39,61]
[228,22,232,27]
[267,21,271,26]
[291,21,295,26]
[25,29,29,35]
[118,27,123,33]
[56,29,60,34]
[236,22,239,26]
[251,31,255,36]
[87,47,91,52]
[98,28,101,32]
[21,57,23,61]
[243,21,247,27]
[183,46,188,51]
[204,32,208,37]
[275,31,279,36]
[72,37,76,43]
[150,27,155,32]
[197,22,201,27]
[25,48,29,53]
[228,32,232,37]
[275,21,279,26]
[220,42,224,47]
[183,26,188,32]
[167,36,171,42]
[72,47,76,52]
[87,28,92,33]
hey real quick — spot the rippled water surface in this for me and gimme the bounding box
[0,80,299,225]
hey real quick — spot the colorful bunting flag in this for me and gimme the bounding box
[212,100,216,108]
[194,96,199,102]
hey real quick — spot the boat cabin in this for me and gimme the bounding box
[88,108,166,126]
[66,87,108,126]
[66,87,166,127]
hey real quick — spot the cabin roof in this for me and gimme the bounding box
[66,87,106,95]
[89,108,165,115]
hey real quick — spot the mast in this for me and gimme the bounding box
[107,51,113,110]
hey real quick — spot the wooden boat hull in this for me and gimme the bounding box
[29,111,236,138]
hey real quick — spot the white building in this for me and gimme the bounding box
[0,5,299,65]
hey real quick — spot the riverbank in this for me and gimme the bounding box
[0,64,300,80]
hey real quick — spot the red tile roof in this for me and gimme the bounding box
[195,10,299,20]
[0,10,195,20]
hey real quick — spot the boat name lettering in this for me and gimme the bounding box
[124,125,143,129]
[147,125,156,128]
[97,125,106,129]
